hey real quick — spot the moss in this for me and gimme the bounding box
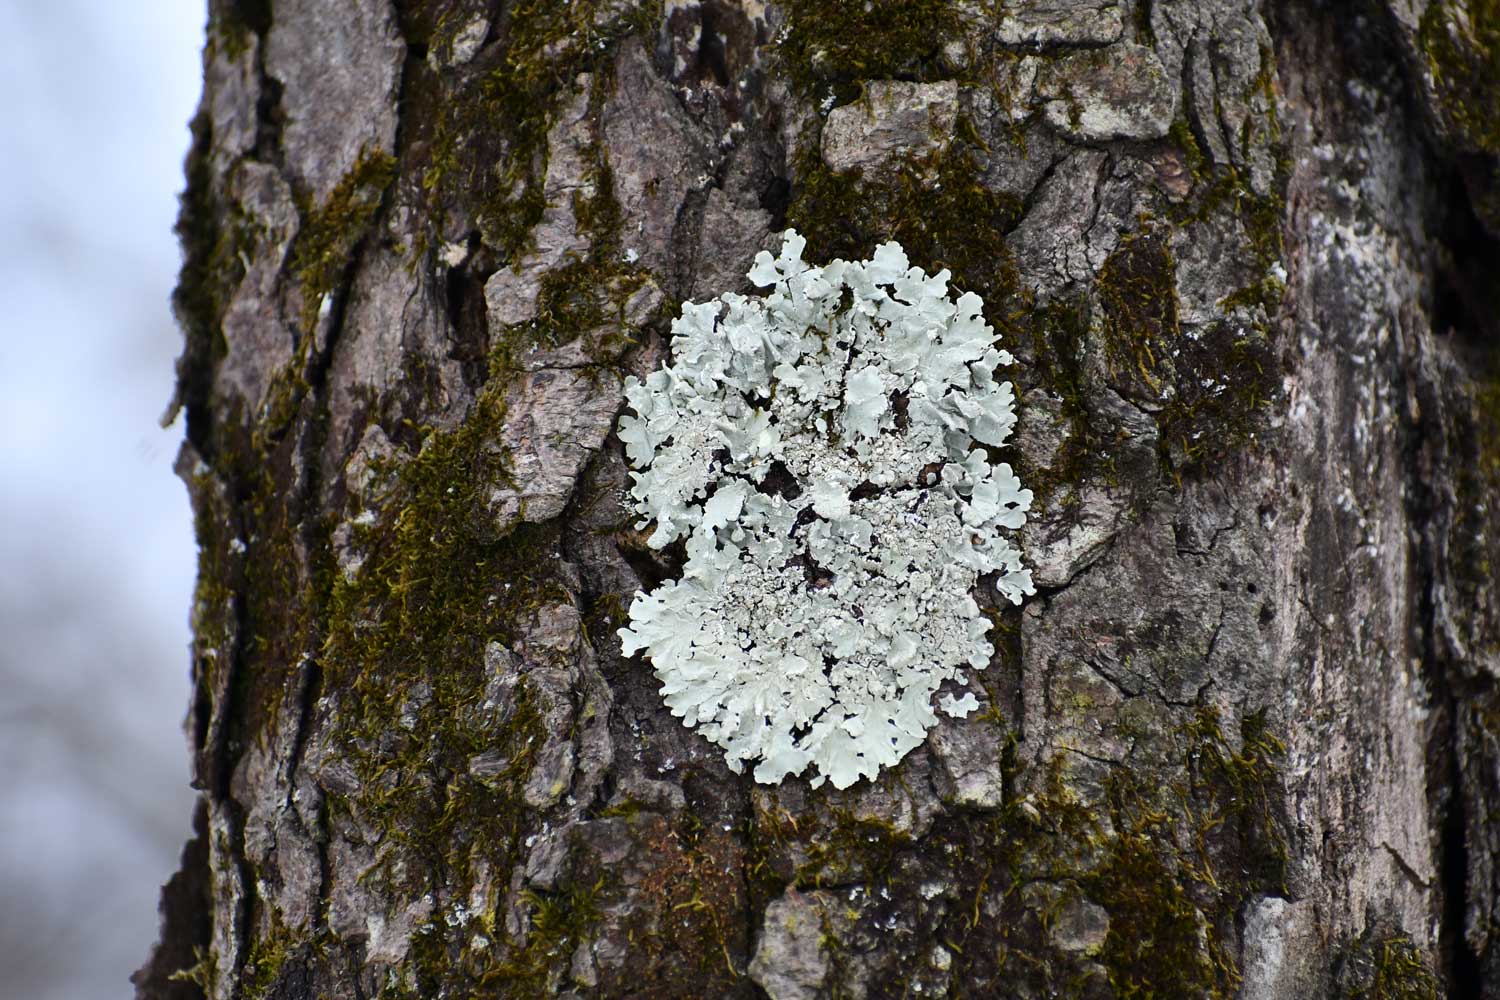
[1018,295,1105,507]
[322,384,563,829]
[239,919,329,1000]
[1109,50,1288,481]
[458,877,605,993]
[1188,708,1290,890]
[419,0,659,258]
[310,328,609,991]
[1102,708,1286,996]
[1097,226,1180,401]
[1168,116,1209,184]
[1336,930,1441,1000]
[735,705,1285,996]
[1131,0,1157,46]
[786,117,1024,342]
[209,10,667,984]
[167,946,216,995]
[428,36,654,388]
[925,710,1288,997]
[1475,373,1500,486]
[1419,0,1500,154]
[1160,322,1278,474]
[774,0,965,100]
[1086,708,1288,998]
[421,4,482,67]
[212,0,272,60]
[499,75,656,370]
[602,815,747,992]
[756,802,915,889]
[173,111,253,419]
[183,459,240,727]
[1444,365,1500,658]
[1096,224,1279,475]
[1089,828,1220,997]
[290,148,398,331]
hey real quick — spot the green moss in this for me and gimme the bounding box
[290,148,398,331]
[240,919,328,1000]
[1019,295,1104,506]
[736,704,1284,996]
[456,878,605,993]
[311,332,605,991]
[173,112,253,409]
[603,815,747,992]
[419,0,659,258]
[207,12,666,983]
[167,946,216,995]
[1097,226,1180,400]
[1187,708,1290,890]
[1086,708,1288,998]
[1168,117,1209,184]
[1473,373,1500,496]
[1160,322,1278,473]
[323,384,561,811]
[1336,930,1441,1000]
[1089,828,1220,997]
[1420,0,1500,154]
[1096,223,1278,475]
[1117,49,1287,479]
[211,0,272,60]
[786,116,1024,341]
[182,392,329,765]
[1131,0,1157,46]
[1445,366,1500,658]
[499,77,656,370]
[774,0,965,100]
[183,459,239,716]
[924,709,1288,996]
[757,802,914,889]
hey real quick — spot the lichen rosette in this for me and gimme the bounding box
[618,230,1033,790]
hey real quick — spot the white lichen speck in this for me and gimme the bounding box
[617,230,1033,790]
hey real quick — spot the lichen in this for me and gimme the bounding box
[617,231,1033,790]
[785,118,1024,337]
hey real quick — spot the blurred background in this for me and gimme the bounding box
[0,3,206,998]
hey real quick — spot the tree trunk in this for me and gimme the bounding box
[136,1,1500,997]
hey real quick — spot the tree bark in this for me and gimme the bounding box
[137,1,1500,997]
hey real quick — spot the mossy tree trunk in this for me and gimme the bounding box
[136,1,1500,997]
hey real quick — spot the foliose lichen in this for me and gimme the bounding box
[616,230,1033,791]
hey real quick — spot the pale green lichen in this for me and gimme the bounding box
[618,232,1033,790]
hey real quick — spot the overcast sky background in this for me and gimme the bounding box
[0,3,207,997]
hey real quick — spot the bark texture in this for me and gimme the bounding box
[138,1,1500,997]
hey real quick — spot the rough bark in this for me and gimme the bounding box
[137,1,1500,997]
